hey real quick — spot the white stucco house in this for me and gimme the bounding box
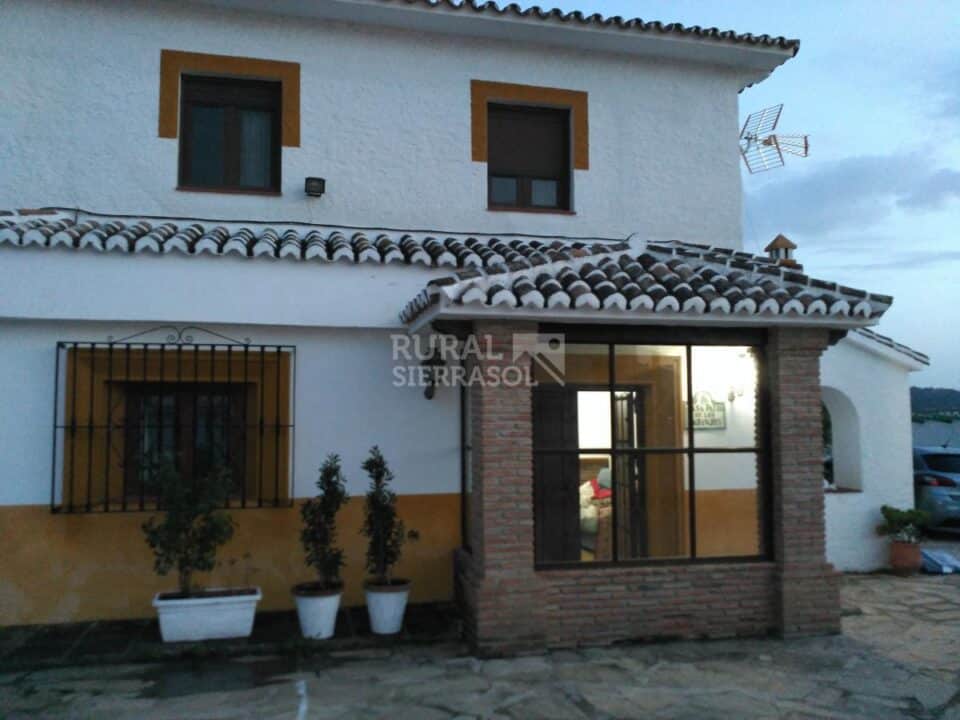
[0,0,922,650]
[822,329,928,571]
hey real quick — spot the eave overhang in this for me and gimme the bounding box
[195,0,798,87]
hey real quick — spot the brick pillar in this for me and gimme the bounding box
[459,320,545,655]
[768,328,841,637]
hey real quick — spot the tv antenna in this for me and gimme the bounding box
[739,104,809,174]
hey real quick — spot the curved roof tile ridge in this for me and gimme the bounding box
[378,0,800,55]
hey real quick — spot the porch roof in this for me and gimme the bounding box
[400,239,894,330]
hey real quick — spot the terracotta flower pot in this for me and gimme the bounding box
[889,541,922,576]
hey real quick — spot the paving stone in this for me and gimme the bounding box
[482,655,552,678]
[942,705,960,720]
[3,574,960,719]
[904,673,957,709]
[378,664,449,685]
[503,692,590,720]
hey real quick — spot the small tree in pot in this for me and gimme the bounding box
[361,446,409,634]
[142,460,261,642]
[293,453,349,639]
[876,505,930,576]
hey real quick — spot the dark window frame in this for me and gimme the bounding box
[532,325,772,570]
[178,75,282,194]
[486,103,572,212]
[122,382,248,506]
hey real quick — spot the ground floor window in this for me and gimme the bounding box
[533,331,767,566]
[53,341,294,512]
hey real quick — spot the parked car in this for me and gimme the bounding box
[913,447,960,533]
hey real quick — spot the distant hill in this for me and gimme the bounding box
[911,387,960,416]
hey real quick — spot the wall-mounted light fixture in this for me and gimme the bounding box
[422,352,446,400]
[304,177,326,197]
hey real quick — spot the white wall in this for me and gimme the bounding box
[0,319,460,506]
[821,336,917,571]
[0,246,441,328]
[0,0,744,246]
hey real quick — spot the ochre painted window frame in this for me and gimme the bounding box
[470,80,589,170]
[159,49,301,147]
[61,347,293,512]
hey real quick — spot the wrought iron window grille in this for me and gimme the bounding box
[51,326,295,513]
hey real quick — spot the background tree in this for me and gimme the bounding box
[361,446,405,585]
[300,454,349,589]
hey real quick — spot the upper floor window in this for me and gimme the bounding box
[487,104,570,211]
[471,81,587,214]
[178,76,282,193]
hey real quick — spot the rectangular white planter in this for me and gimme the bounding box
[153,587,261,642]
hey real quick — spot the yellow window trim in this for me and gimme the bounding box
[159,49,301,147]
[470,79,589,170]
[62,348,292,510]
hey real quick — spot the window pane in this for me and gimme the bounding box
[487,104,570,209]
[535,343,609,385]
[614,346,687,449]
[577,391,610,449]
[489,176,517,205]
[533,387,610,451]
[239,109,273,188]
[615,453,690,560]
[691,346,758,449]
[535,453,612,563]
[531,179,559,207]
[694,452,761,557]
[488,104,569,178]
[187,106,225,186]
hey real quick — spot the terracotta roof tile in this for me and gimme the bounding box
[0,212,626,270]
[853,328,929,366]
[380,0,800,55]
[400,239,893,326]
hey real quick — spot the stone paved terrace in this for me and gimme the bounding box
[2,573,960,719]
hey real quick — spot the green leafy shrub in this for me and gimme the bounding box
[300,454,349,590]
[141,460,235,596]
[361,446,405,585]
[875,505,930,544]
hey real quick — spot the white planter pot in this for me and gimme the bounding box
[365,582,410,635]
[294,588,342,640]
[153,587,261,642]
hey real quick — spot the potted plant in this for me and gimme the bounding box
[361,446,409,635]
[293,454,349,639]
[876,505,930,576]
[142,461,260,642]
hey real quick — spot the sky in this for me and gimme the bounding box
[521,0,960,387]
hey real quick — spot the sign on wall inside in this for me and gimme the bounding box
[687,391,727,430]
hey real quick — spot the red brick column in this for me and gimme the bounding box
[456,320,545,654]
[768,328,841,637]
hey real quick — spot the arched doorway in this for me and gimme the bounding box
[822,386,862,491]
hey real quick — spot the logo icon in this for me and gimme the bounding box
[512,333,565,384]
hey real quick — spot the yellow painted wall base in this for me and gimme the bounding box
[0,494,460,626]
